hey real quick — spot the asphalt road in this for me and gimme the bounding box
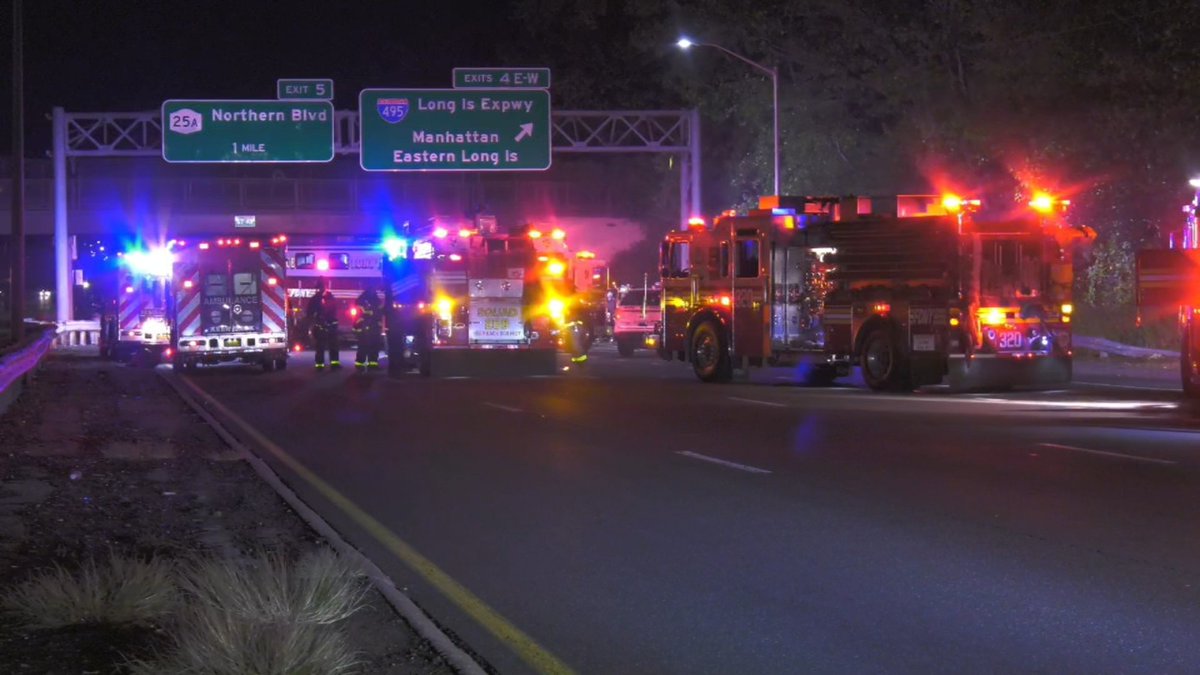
[175,344,1200,674]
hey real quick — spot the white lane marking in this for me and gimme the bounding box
[676,451,773,475]
[727,396,787,408]
[1037,442,1178,466]
[1074,380,1179,392]
[445,376,471,380]
[483,402,523,413]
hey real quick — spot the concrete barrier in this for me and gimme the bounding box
[53,320,101,348]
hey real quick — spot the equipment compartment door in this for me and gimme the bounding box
[732,232,767,357]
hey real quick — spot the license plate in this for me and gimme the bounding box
[995,330,1023,351]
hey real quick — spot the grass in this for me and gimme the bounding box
[1,552,177,628]
[1072,303,1180,351]
[4,548,368,674]
[131,548,367,675]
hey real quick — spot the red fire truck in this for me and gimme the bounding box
[1136,184,1200,398]
[659,194,1093,391]
[99,244,174,362]
[283,236,385,349]
[382,217,562,376]
[170,235,290,372]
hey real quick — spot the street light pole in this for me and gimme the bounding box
[10,0,25,344]
[677,37,780,196]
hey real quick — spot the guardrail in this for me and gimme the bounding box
[0,326,56,416]
[1073,335,1179,360]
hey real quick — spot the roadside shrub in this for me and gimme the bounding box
[1,553,177,628]
[131,548,366,675]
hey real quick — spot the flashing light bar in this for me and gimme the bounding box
[687,217,705,228]
[458,228,473,238]
[1029,193,1070,214]
[529,229,543,239]
[551,228,566,240]
[433,227,449,239]
[316,259,331,272]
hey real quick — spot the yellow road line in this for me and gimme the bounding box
[178,375,576,675]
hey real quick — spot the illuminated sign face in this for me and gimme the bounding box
[413,241,435,259]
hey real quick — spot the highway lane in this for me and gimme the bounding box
[176,346,1200,674]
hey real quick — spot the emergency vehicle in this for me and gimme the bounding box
[381,217,561,376]
[99,245,174,362]
[659,194,1093,390]
[614,278,663,357]
[170,235,290,372]
[1136,183,1200,398]
[526,226,601,358]
[283,237,385,348]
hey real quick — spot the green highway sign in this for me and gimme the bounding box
[277,78,334,100]
[161,100,335,163]
[453,67,551,89]
[359,89,552,172]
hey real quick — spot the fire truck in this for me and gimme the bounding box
[526,226,603,358]
[381,217,562,376]
[283,236,385,349]
[170,235,290,372]
[659,194,1093,391]
[1136,183,1200,398]
[99,245,174,363]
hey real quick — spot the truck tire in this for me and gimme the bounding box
[616,337,635,358]
[860,325,912,392]
[261,358,276,373]
[690,320,732,383]
[1184,324,1199,399]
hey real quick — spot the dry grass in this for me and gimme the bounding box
[1,553,177,628]
[177,548,368,626]
[130,612,361,675]
[130,548,367,675]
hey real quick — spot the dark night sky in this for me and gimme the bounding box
[0,0,524,154]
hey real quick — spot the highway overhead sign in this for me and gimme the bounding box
[453,67,551,89]
[359,89,552,172]
[161,100,335,163]
[277,78,334,100]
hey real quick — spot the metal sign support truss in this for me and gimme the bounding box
[50,107,701,321]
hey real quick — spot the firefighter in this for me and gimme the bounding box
[306,282,341,369]
[354,284,384,370]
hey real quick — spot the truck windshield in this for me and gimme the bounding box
[979,237,1045,303]
[620,290,661,307]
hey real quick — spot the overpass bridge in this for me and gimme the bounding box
[2,108,701,321]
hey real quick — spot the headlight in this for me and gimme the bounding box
[548,298,566,323]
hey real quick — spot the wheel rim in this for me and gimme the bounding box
[694,330,718,372]
[864,335,892,382]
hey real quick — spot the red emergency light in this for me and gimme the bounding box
[199,242,210,250]
[249,241,261,249]
[316,259,331,272]
[267,277,278,286]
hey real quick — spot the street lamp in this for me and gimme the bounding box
[677,35,780,196]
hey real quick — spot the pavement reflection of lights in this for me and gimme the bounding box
[973,398,1177,411]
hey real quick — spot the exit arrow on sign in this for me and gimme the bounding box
[514,123,534,142]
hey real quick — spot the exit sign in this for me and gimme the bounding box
[277,78,334,100]
[453,68,551,89]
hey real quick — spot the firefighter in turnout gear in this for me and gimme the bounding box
[306,283,341,369]
[354,285,384,370]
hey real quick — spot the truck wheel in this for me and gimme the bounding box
[261,358,276,373]
[1184,324,1199,399]
[860,326,912,392]
[617,337,635,358]
[690,320,732,383]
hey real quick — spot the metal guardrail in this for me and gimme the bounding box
[0,326,56,415]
